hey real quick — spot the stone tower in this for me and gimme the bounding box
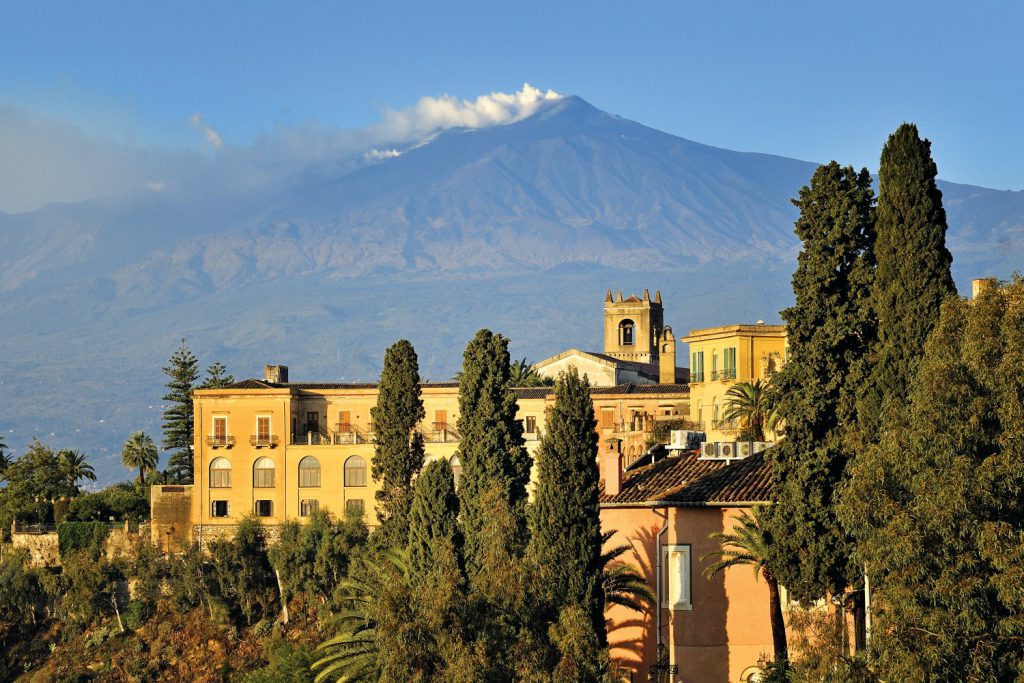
[658,325,676,383]
[603,288,664,363]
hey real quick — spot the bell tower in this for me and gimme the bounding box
[603,289,664,363]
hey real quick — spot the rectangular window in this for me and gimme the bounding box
[663,544,692,610]
[345,499,365,516]
[254,500,273,517]
[525,416,537,434]
[691,352,705,382]
[338,411,351,431]
[257,416,271,440]
[300,499,319,517]
[211,500,229,518]
[724,347,737,379]
[306,412,319,433]
[213,416,227,439]
[599,407,615,430]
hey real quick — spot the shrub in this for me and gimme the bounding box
[57,521,109,557]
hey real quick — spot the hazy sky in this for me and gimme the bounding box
[2,0,1021,212]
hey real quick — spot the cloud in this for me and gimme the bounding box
[189,113,223,149]
[0,84,562,213]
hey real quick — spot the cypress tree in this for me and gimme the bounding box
[408,458,461,584]
[455,329,531,580]
[857,123,955,434]
[527,367,606,681]
[766,162,875,601]
[842,280,1024,680]
[370,340,425,548]
[162,339,199,484]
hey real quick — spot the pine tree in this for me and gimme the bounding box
[162,339,199,484]
[455,329,532,580]
[527,367,606,681]
[841,280,1024,680]
[857,123,955,434]
[200,361,235,389]
[370,340,426,548]
[766,162,875,601]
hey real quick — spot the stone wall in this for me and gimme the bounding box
[150,484,194,553]
[10,530,60,567]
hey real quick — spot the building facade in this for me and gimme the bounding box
[682,323,787,442]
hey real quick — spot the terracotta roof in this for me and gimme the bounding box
[600,451,772,507]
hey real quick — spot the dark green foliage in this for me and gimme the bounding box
[370,340,426,548]
[0,440,81,529]
[456,329,532,581]
[247,638,316,683]
[841,280,1024,681]
[66,482,149,522]
[509,357,554,387]
[167,543,210,613]
[0,549,42,640]
[206,518,278,625]
[162,339,199,484]
[57,521,110,557]
[58,449,96,488]
[858,123,955,435]
[527,367,605,679]
[54,549,125,629]
[767,162,875,601]
[200,361,235,389]
[121,431,159,484]
[268,509,369,614]
[408,458,461,584]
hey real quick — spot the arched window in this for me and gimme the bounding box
[449,454,462,488]
[298,456,321,488]
[253,456,275,488]
[209,457,231,488]
[344,455,367,487]
[619,319,635,346]
[713,402,719,426]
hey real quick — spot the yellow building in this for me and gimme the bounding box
[682,323,787,443]
[158,289,691,547]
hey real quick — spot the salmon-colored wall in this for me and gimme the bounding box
[600,505,775,683]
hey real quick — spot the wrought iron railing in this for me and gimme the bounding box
[249,434,280,448]
[205,435,235,448]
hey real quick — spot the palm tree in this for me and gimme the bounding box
[721,379,778,441]
[121,431,159,484]
[702,506,787,664]
[59,449,97,488]
[509,357,553,387]
[0,436,10,479]
[313,548,409,682]
[601,530,655,613]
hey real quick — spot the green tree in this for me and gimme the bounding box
[456,329,531,581]
[370,340,426,548]
[0,436,9,480]
[162,339,199,484]
[703,506,788,664]
[200,361,235,389]
[841,280,1024,681]
[527,367,606,681]
[58,449,96,488]
[121,430,159,484]
[722,379,778,442]
[1,440,79,525]
[857,123,956,436]
[407,458,461,584]
[206,517,277,625]
[766,162,875,602]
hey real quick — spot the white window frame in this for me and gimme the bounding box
[663,544,692,610]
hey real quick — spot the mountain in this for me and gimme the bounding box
[2,96,1022,483]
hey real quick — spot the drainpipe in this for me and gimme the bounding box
[654,506,669,669]
[196,400,203,550]
[864,565,872,651]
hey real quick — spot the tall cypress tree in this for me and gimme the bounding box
[455,329,531,580]
[857,123,955,434]
[162,339,199,484]
[527,367,606,681]
[766,163,875,601]
[370,340,426,548]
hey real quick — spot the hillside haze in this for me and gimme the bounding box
[2,95,1022,483]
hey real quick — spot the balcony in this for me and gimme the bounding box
[249,434,280,448]
[613,417,655,434]
[711,369,737,381]
[291,425,371,446]
[691,372,705,382]
[712,419,741,432]
[206,435,235,448]
[422,422,460,443]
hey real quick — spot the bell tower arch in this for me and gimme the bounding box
[603,288,664,363]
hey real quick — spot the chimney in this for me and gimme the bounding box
[264,364,289,383]
[602,448,624,497]
[972,278,996,299]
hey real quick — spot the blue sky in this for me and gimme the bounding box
[2,0,1022,208]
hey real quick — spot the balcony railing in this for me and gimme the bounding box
[691,372,705,382]
[291,426,371,446]
[249,434,280,448]
[333,423,370,445]
[206,435,235,448]
[613,418,655,434]
[711,369,737,381]
[712,419,741,432]
[422,423,460,443]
